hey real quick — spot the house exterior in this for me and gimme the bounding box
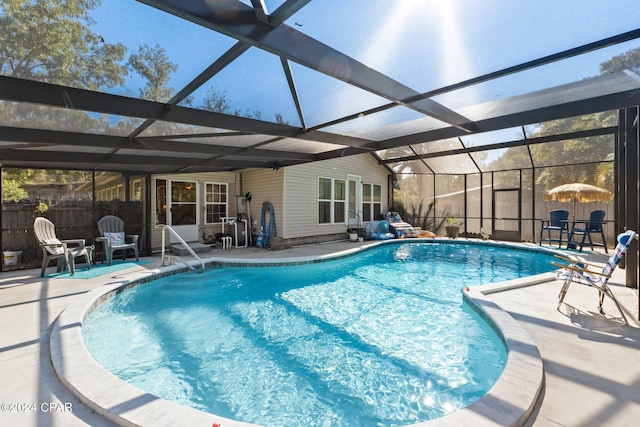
[21,182,91,202]
[149,153,391,250]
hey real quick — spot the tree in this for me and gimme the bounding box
[0,0,126,186]
[200,86,264,120]
[466,48,640,187]
[527,112,616,192]
[0,0,134,155]
[600,46,640,75]
[201,87,233,113]
[0,0,181,184]
[127,44,178,102]
[2,167,91,183]
[198,86,299,122]
[0,0,127,89]
[1,178,28,202]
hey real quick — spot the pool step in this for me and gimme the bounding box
[170,242,213,256]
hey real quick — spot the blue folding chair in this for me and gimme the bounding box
[539,209,569,248]
[567,210,607,253]
[552,230,637,323]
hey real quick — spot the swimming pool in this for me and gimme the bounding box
[81,241,557,426]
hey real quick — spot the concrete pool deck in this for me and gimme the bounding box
[0,239,639,426]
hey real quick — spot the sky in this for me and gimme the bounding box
[88,0,640,130]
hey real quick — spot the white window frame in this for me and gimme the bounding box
[318,177,346,225]
[362,183,382,222]
[116,184,125,200]
[204,181,229,225]
[131,179,142,201]
[347,174,362,228]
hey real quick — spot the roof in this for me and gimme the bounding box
[1,0,639,174]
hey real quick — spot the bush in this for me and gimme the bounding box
[1,180,28,203]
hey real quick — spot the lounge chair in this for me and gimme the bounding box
[552,230,637,323]
[96,215,139,265]
[567,210,608,253]
[34,217,93,277]
[539,209,569,248]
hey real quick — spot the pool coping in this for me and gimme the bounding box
[50,239,562,427]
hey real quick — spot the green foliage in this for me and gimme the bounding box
[201,87,233,113]
[35,201,49,214]
[446,216,462,227]
[3,168,91,184]
[127,44,178,102]
[2,168,93,203]
[0,0,178,132]
[461,48,640,188]
[600,46,640,75]
[0,0,285,146]
[528,112,616,191]
[0,0,127,89]
[200,86,263,120]
[483,49,628,191]
[0,0,138,143]
[1,179,28,202]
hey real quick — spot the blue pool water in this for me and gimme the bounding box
[83,242,556,426]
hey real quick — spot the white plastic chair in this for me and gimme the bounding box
[34,217,92,277]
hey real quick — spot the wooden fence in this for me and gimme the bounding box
[2,201,144,271]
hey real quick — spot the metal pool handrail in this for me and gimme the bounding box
[161,225,205,273]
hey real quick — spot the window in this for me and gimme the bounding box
[318,177,346,224]
[116,184,125,200]
[171,181,197,226]
[335,179,346,223]
[131,179,142,201]
[205,182,228,224]
[319,178,331,223]
[362,183,382,222]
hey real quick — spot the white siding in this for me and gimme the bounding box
[150,172,238,249]
[148,155,389,247]
[243,169,284,237]
[283,154,389,239]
